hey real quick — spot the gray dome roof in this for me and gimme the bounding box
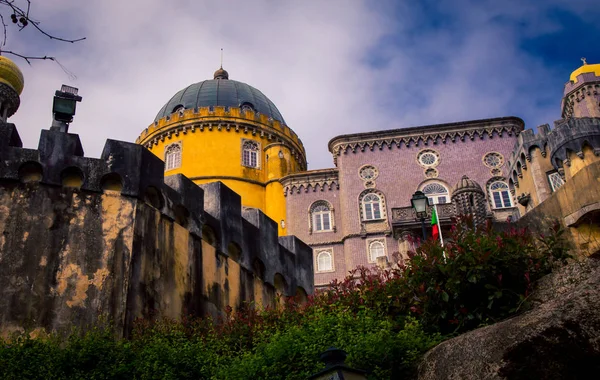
[452,175,484,195]
[154,77,286,124]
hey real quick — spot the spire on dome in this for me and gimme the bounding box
[214,48,229,79]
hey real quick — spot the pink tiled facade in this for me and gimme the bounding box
[284,117,523,286]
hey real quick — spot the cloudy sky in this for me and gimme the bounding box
[6,0,599,169]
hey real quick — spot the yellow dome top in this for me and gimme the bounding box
[569,59,600,83]
[0,56,24,95]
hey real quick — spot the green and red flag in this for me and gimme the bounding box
[431,205,439,241]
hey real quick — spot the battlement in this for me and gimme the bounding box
[506,124,551,175]
[135,106,307,170]
[138,106,304,154]
[0,122,313,336]
[548,117,600,167]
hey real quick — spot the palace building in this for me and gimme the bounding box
[139,60,600,287]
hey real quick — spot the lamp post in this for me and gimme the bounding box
[50,85,82,133]
[309,347,367,380]
[411,190,428,240]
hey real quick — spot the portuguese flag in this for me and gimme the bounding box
[431,205,439,241]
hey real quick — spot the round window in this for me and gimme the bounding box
[359,165,379,181]
[417,150,440,167]
[483,152,504,168]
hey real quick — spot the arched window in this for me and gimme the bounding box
[310,201,333,232]
[422,182,449,205]
[362,193,383,220]
[368,240,386,262]
[242,140,260,168]
[316,250,333,272]
[489,181,513,208]
[164,142,182,171]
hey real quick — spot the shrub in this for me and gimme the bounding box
[0,218,571,379]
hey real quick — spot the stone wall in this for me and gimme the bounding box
[516,160,600,257]
[0,122,313,337]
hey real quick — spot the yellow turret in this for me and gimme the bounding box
[569,58,600,83]
[0,55,24,121]
[137,67,306,235]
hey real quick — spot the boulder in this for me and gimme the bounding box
[418,257,600,379]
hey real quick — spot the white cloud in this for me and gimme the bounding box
[7,0,597,169]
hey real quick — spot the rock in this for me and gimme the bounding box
[418,257,600,380]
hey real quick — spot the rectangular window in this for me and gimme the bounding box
[501,191,512,207]
[548,172,565,192]
[314,215,322,231]
[493,192,503,208]
[373,203,381,219]
[438,196,447,204]
[322,214,331,230]
[364,204,373,220]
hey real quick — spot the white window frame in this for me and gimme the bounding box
[548,172,565,192]
[164,142,182,171]
[312,206,333,232]
[315,249,334,273]
[421,182,450,205]
[366,238,387,263]
[309,201,335,233]
[362,193,384,221]
[489,181,513,209]
[242,139,260,169]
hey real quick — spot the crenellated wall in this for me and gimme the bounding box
[506,125,554,215]
[0,123,313,337]
[548,118,600,180]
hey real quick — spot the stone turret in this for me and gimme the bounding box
[451,175,488,226]
[562,59,600,119]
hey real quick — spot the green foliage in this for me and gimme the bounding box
[0,219,570,379]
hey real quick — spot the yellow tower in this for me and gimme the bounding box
[137,67,306,235]
[0,55,24,121]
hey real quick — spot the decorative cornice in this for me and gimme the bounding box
[138,119,307,171]
[280,169,339,196]
[327,117,523,165]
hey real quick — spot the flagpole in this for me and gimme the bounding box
[434,203,444,247]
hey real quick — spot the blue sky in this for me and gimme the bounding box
[7,0,599,169]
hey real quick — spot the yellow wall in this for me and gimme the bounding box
[201,239,274,313]
[515,147,554,215]
[568,145,600,178]
[138,109,307,236]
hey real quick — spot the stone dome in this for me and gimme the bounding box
[154,68,286,124]
[452,175,484,195]
[0,56,24,95]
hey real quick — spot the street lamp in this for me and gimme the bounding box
[50,85,82,133]
[411,190,428,240]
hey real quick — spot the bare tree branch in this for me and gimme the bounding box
[0,0,86,66]
[0,12,7,46]
[1,50,77,80]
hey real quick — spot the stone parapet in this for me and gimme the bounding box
[0,122,313,336]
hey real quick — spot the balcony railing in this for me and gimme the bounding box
[391,203,456,226]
